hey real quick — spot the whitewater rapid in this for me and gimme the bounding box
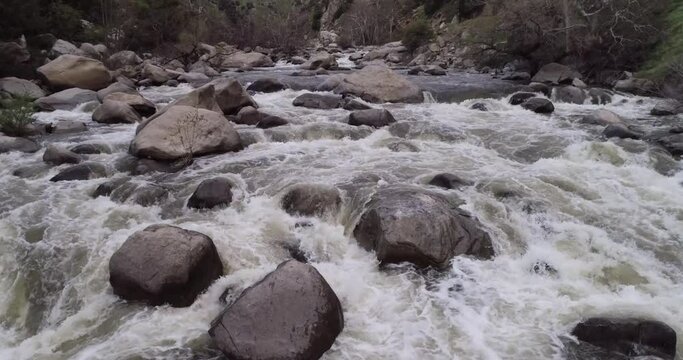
[0,78,681,359]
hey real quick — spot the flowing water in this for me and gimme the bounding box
[0,73,682,360]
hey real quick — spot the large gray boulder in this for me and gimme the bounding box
[109,224,223,307]
[49,162,107,181]
[531,63,581,84]
[142,63,171,85]
[97,82,136,102]
[187,178,233,210]
[79,42,103,60]
[93,100,142,124]
[0,134,40,154]
[0,77,45,99]
[209,260,343,360]
[130,105,242,161]
[210,78,257,115]
[107,50,142,70]
[348,109,396,128]
[281,184,341,217]
[353,186,494,267]
[35,88,98,111]
[104,92,156,117]
[38,55,112,90]
[220,51,274,69]
[650,100,683,116]
[302,52,337,70]
[571,318,676,359]
[49,39,83,58]
[333,65,423,103]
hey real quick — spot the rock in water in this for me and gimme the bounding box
[281,184,341,217]
[531,63,581,84]
[0,77,45,99]
[209,260,344,360]
[353,186,494,267]
[130,106,242,161]
[104,92,157,118]
[509,92,537,105]
[49,162,107,181]
[334,64,423,103]
[247,78,288,93]
[92,100,142,124]
[293,93,342,109]
[521,98,555,114]
[220,51,274,69]
[302,52,337,70]
[554,86,587,104]
[650,100,683,116]
[428,173,473,189]
[43,144,81,165]
[35,88,98,111]
[581,109,623,126]
[188,178,233,210]
[571,318,677,359]
[348,109,396,128]
[210,78,258,115]
[37,55,112,90]
[0,135,40,154]
[109,225,223,307]
[603,124,641,140]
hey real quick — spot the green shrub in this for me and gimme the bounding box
[402,18,434,51]
[0,98,35,137]
[641,0,683,79]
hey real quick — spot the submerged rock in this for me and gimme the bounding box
[348,109,396,128]
[247,78,288,93]
[554,86,587,104]
[43,144,81,165]
[49,162,107,181]
[521,98,554,114]
[571,318,677,359]
[109,224,223,307]
[188,178,233,210]
[293,93,342,109]
[603,124,641,140]
[209,260,343,360]
[353,186,494,267]
[281,184,341,217]
[428,173,473,190]
[581,109,623,126]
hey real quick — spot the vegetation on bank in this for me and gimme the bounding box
[641,0,683,79]
[0,97,35,137]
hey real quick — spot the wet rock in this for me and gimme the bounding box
[93,100,142,124]
[428,173,473,190]
[104,92,156,118]
[471,103,488,111]
[107,51,142,70]
[93,178,128,198]
[501,72,531,81]
[142,63,171,85]
[389,121,465,142]
[38,55,112,90]
[531,63,581,84]
[189,60,220,77]
[290,56,306,65]
[614,77,657,96]
[348,109,396,128]
[386,139,419,152]
[47,120,88,134]
[293,93,342,109]
[521,98,554,114]
[130,185,169,207]
[588,88,613,105]
[12,164,50,178]
[35,88,98,111]
[531,261,558,276]
[246,78,288,93]
[353,186,494,268]
[210,78,258,115]
[424,65,447,76]
[342,98,373,111]
[70,143,110,154]
[209,260,343,360]
[165,79,179,87]
[554,86,587,104]
[109,224,223,307]
[281,184,341,217]
[509,92,537,105]
[302,52,337,70]
[257,114,289,129]
[581,109,623,126]
[96,82,136,102]
[571,318,677,359]
[188,178,233,210]
[408,66,423,75]
[650,132,683,157]
[603,124,641,140]
[43,144,81,165]
[528,82,552,97]
[167,85,221,113]
[234,106,288,128]
[334,64,423,103]
[131,105,242,161]
[220,51,274,69]
[291,69,328,77]
[49,162,107,181]
[0,134,40,153]
[0,77,45,99]
[650,100,683,116]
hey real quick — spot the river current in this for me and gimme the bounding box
[0,69,681,359]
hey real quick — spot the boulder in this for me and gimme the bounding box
[70,143,110,154]
[104,92,156,118]
[35,88,98,111]
[302,52,337,70]
[521,98,555,114]
[234,107,287,128]
[130,105,242,161]
[424,65,447,76]
[167,85,222,113]
[342,98,373,111]
[187,178,233,210]
[588,88,613,105]
[281,184,341,217]
[348,109,396,128]
[531,63,581,84]
[293,93,342,109]
[650,100,683,116]
[428,173,473,190]
[571,318,676,359]
[471,103,488,111]
[93,100,142,124]
[49,39,82,58]
[220,51,274,69]
[333,65,423,103]
[47,120,87,134]
[189,60,220,77]
[43,144,81,165]
[650,131,683,157]
[528,82,552,97]
[142,63,171,85]
[0,77,45,99]
[501,72,531,81]
[38,55,112,90]
[96,82,136,102]
[0,134,40,153]
[509,92,537,105]
[614,77,657,96]
[603,124,641,140]
[554,86,587,104]
[247,78,288,93]
[581,109,623,126]
[109,224,223,307]
[178,72,211,88]
[353,186,494,267]
[209,260,343,360]
[49,162,107,181]
[107,50,142,70]
[210,78,257,115]
[290,56,306,65]
[80,42,102,60]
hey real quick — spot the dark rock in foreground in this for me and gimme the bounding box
[571,318,677,359]
[109,224,223,307]
[209,260,343,360]
[353,186,494,268]
[188,178,233,210]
